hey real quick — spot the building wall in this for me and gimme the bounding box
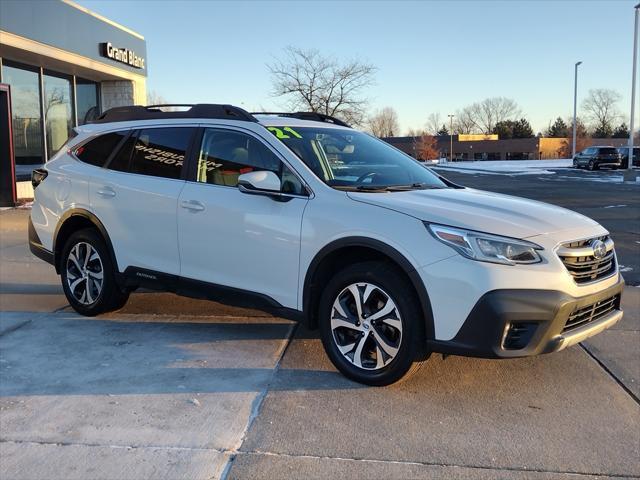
[384,135,629,161]
[101,80,135,110]
[0,0,147,77]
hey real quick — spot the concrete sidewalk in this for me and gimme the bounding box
[1,209,638,479]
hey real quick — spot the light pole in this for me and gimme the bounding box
[572,61,582,159]
[448,114,454,162]
[627,3,640,170]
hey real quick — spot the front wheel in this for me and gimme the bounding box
[60,229,129,316]
[318,262,424,386]
[588,159,597,171]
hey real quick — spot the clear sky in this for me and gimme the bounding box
[78,0,637,134]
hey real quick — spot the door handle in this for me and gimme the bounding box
[180,200,205,212]
[97,186,116,198]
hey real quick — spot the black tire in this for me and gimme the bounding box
[318,261,424,386]
[588,159,597,171]
[60,228,129,316]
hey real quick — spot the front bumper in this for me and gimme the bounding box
[427,276,624,358]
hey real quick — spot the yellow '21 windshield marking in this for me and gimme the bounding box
[267,126,303,139]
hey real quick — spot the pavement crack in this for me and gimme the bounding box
[579,343,640,405]
[0,438,226,453]
[0,319,31,337]
[219,321,299,480]
[236,450,639,478]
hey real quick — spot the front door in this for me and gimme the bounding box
[177,127,308,309]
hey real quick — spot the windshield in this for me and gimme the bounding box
[266,126,447,191]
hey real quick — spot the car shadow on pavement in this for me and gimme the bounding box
[0,312,366,396]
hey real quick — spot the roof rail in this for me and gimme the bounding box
[252,111,351,128]
[92,104,258,124]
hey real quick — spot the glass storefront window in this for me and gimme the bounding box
[76,78,99,125]
[1,63,44,165]
[43,72,73,155]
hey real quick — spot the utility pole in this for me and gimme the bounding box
[572,61,582,159]
[448,114,454,162]
[627,3,639,169]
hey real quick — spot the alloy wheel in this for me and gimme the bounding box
[66,241,104,305]
[330,282,403,370]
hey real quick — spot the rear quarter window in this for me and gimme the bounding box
[597,148,618,155]
[75,131,128,167]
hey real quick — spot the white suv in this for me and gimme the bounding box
[29,104,624,385]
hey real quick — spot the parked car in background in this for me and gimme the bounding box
[29,104,625,385]
[573,146,622,170]
[617,146,639,168]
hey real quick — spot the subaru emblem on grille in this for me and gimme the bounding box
[592,239,607,259]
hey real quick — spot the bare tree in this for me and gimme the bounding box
[453,106,477,134]
[582,88,622,137]
[559,117,590,158]
[468,97,521,134]
[268,47,377,126]
[146,90,169,106]
[405,127,428,137]
[426,112,442,135]
[367,107,399,137]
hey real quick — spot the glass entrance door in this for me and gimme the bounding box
[43,72,73,156]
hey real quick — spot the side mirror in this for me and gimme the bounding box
[238,170,289,201]
[238,170,280,192]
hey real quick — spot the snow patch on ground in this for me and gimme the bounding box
[432,159,572,175]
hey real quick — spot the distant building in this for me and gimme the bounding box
[384,135,628,161]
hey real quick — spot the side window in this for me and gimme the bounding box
[196,129,305,194]
[107,132,136,172]
[75,131,127,167]
[127,127,194,179]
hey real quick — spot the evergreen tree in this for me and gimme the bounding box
[492,120,514,139]
[612,123,630,139]
[545,117,569,137]
[437,124,449,136]
[492,118,533,139]
[592,124,613,138]
[512,118,534,138]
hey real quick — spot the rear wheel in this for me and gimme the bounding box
[60,229,129,316]
[318,262,424,386]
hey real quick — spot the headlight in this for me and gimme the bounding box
[427,224,542,265]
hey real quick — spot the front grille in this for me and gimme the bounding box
[558,236,616,284]
[563,295,620,332]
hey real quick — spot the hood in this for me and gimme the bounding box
[347,187,601,239]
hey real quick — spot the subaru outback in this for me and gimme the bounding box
[29,104,624,385]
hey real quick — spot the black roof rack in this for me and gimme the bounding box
[92,104,258,124]
[252,111,351,128]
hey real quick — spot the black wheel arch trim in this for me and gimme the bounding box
[302,236,435,341]
[28,215,55,265]
[53,209,119,274]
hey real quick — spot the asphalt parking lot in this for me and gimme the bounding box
[1,168,639,480]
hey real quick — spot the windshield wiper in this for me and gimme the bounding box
[385,183,445,191]
[355,185,390,191]
[338,183,446,193]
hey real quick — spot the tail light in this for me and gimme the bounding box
[31,168,48,189]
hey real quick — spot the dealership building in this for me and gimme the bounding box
[0,0,146,203]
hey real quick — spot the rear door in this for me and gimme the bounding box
[89,126,196,275]
[177,126,309,308]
